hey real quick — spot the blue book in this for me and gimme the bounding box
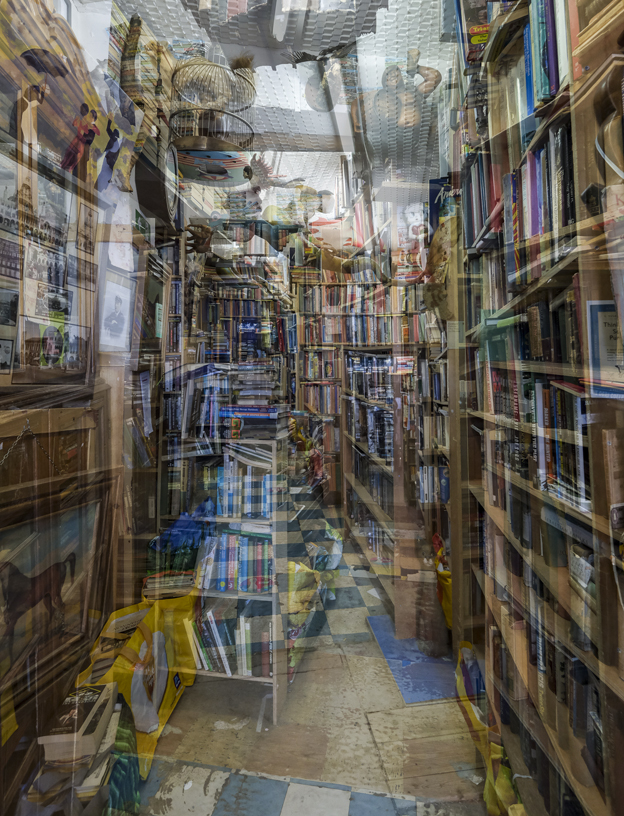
[439,467,450,503]
[531,0,551,103]
[216,467,225,516]
[238,536,249,591]
[217,534,228,591]
[524,23,535,116]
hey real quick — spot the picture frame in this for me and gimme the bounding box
[13,318,91,383]
[67,254,97,291]
[587,300,624,398]
[23,239,66,286]
[99,268,135,353]
[0,472,119,733]
[76,202,98,256]
[0,233,21,279]
[0,284,18,326]
[0,337,13,372]
[33,283,73,322]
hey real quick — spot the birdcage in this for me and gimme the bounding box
[169,57,255,152]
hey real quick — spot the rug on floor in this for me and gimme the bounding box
[367,615,456,704]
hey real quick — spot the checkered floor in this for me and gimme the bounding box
[278,481,395,648]
[141,761,486,816]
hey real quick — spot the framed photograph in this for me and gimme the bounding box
[0,233,21,279]
[67,254,97,290]
[0,337,14,371]
[76,202,98,256]
[13,317,84,379]
[23,239,66,285]
[0,284,18,326]
[99,269,135,352]
[34,283,73,321]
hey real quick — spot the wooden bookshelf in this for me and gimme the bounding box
[455,11,624,814]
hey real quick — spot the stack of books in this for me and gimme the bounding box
[29,683,120,808]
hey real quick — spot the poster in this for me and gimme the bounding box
[0,286,18,326]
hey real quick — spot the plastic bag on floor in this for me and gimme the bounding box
[287,561,320,613]
[77,595,197,779]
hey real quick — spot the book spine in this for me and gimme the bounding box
[544,0,559,96]
[256,540,263,592]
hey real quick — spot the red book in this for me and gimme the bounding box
[227,534,237,591]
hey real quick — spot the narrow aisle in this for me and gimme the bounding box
[141,485,486,814]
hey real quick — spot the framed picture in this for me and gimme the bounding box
[0,233,21,279]
[23,239,66,285]
[33,283,73,321]
[99,268,135,352]
[0,337,13,371]
[14,318,91,383]
[67,254,97,290]
[587,300,624,398]
[0,284,18,326]
[0,473,118,715]
[76,202,98,256]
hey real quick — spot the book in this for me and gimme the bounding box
[38,684,117,763]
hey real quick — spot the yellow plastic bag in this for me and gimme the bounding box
[432,533,452,629]
[78,594,197,778]
[455,642,519,815]
[287,561,319,613]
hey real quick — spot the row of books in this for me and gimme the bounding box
[299,283,390,315]
[348,402,394,464]
[196,531,274,593]
[186,597,274,677]
[169,280,182,315]
[301,348,341,380]
[217,452,276,519]
[218,298,282,316]
[352,449,393,516]
[167,317,182,354]
[480,366,590,510]
[202,315,291,361]
[418,464,450,505]
[302,382,341,415]
[486,533,621,801]
[345,351,393,403]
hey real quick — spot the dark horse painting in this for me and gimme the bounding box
[0,552,76,657]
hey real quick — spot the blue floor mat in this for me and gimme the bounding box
[367,614,456,704]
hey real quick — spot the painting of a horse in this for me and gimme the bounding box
[0,553,76,656]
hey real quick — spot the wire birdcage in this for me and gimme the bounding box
[170,57,255,151]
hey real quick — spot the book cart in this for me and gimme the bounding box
[455,2,624,813]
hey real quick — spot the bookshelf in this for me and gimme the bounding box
[456,6,624,813]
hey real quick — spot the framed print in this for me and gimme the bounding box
[0,284,18,326]
[0,337,13,371]
[0,233,21,279]
[67,254,97,290]
[99,268,135,352]
[76,202,98,256]
[14,318,91,383]
[33,283,73,321]
[23,239,66,285]
[0,473,118,718]
[587,300,624,398]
